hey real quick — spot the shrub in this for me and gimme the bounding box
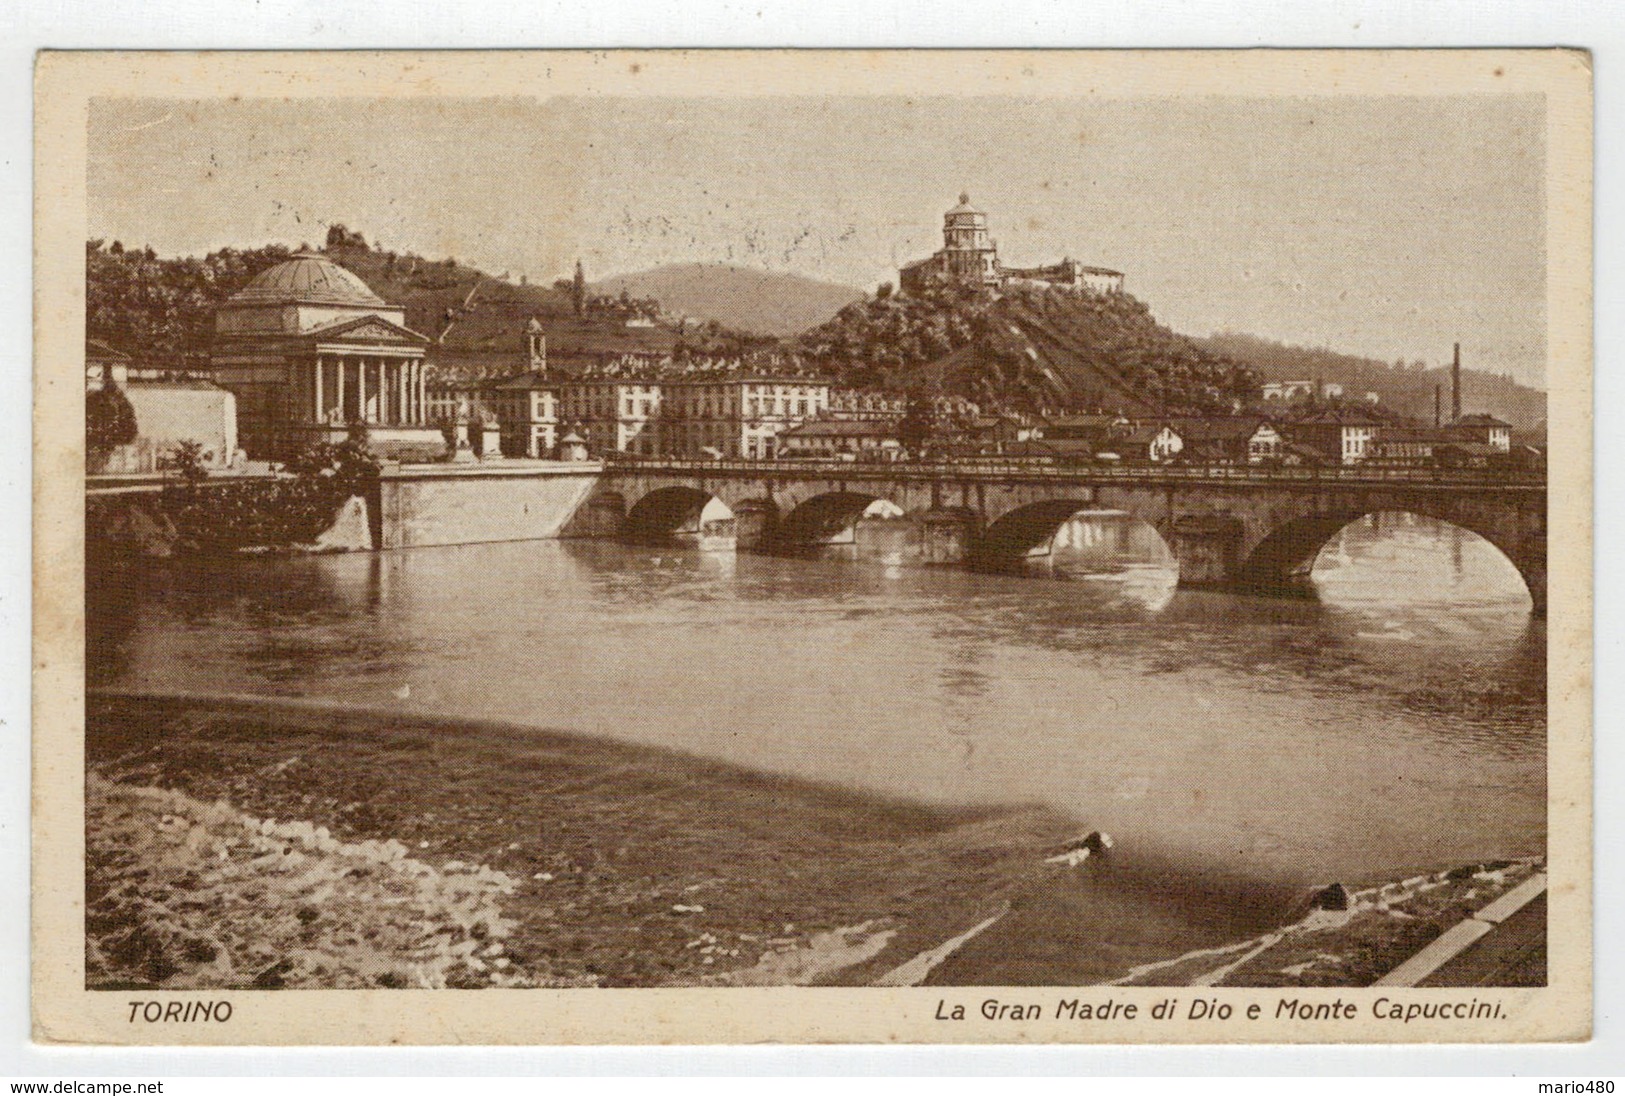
[159,436,379,553]
[87,386,138,468]
[171,440,209,489]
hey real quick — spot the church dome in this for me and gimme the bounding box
[228,253,388,307]
[946,192,983,216]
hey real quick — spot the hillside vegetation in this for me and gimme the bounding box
[84,232,767,380]
[797,282,1258,415]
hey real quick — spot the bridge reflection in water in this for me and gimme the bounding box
[584,458,1547,614]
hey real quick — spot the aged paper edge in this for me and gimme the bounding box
[31,48,1594,1046]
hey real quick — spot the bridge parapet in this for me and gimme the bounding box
[591,457,1547,614]
[600,455,1547,491]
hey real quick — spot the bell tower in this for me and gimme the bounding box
[526,317,547,375]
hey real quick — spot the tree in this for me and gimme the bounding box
[86,385,137,469]
[897,396,942,457]
[326,224,367,250]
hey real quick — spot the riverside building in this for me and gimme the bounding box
[552,360,831,459]
[86,337,240,473]
[486,372,560,458]
[556,377,663,456]
[660,373,831,459]
[209,250,439,459]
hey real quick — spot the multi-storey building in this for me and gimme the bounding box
[486,372,560,458]
[552,360,832,458]
[1286,407,1384,465]
[1450,413,1513,453]
[826,390,908,421]
[555,377,664,456]
[661,373,831,458]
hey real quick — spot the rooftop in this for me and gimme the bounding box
[86,336,130,362]
[226,253,389,309]
[782,419,900,438]
[1289,407,1386,427]
[489,370,554,391]
[1170,417,1265,441]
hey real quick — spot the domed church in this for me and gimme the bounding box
[210,251,438,459]
[898,193,1126,298]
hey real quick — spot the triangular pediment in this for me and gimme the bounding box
[303,314,432,345]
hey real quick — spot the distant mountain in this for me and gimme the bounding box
[595,264,865,338]
[332,246,686,378]
[1197,331,1547,434]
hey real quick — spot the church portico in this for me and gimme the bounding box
[305,350,428,427]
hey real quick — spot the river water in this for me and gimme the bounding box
[90,513,1544,902]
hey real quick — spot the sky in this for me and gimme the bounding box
[88,94,1547,385]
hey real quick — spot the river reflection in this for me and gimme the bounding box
[90,513,1543,890]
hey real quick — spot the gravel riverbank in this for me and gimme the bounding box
[87,692,1073,989]
[86,692,1541,990]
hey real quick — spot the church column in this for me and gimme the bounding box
[335,356,347,424]
[415,361,426,425]
[358,357,369,424]
[375,358,386,424]
[394,360,405,425]
[313,355,325,422]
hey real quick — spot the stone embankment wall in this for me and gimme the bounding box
[376,463,603,550]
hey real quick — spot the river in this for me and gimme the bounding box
[89,512,1544,901]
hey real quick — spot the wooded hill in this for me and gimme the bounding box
[795,282,1259,416]
[1198,331,1547,433]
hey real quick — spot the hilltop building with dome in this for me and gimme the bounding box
[209,251,439,459]
[898,194,1126,298]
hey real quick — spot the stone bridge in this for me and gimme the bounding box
[571,458,1548,612]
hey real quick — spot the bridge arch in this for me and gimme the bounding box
[974,498,1174,570]
[623,486,737,549]
[1238,506,1542,611]
[775,490,902,550]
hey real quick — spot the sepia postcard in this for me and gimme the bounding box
[33,49,1592,1045]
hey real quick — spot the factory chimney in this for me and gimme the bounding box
[1434,385,1442,427]
[1451,342,1462,423]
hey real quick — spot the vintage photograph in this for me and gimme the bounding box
[35,50,1591,1044]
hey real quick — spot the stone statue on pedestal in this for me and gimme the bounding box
[447,399,476,464]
